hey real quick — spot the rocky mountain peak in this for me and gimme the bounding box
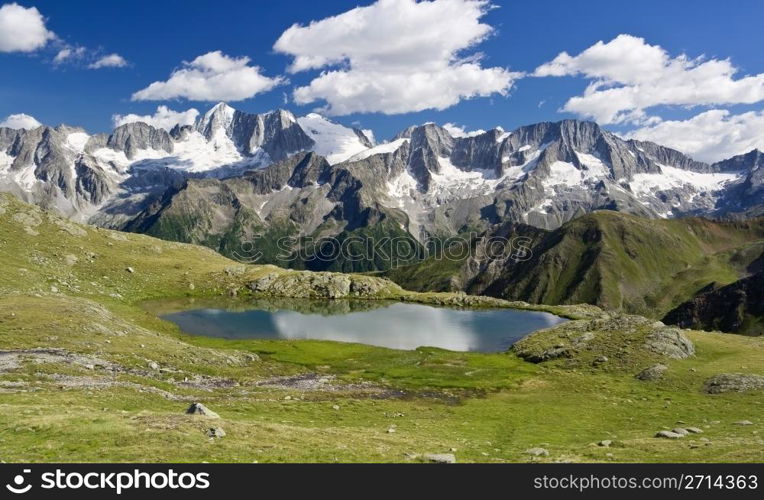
[196,102,236,140]
[106,122,173,159]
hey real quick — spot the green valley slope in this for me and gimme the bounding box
[385,212,764,323]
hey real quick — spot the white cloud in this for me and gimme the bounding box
[443,122,485,138]
[88,53,128,69]
[53,45,86,64]
[112,105,199,131]
[132,51,284,102]
[626,109,764,163]
[274,0,517,115]
[535,34,764,124]
[0,112,42,129]
[0,3,54,53]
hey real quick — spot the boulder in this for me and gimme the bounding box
[186,402,220,418]
[636,364,668,381]
[655,430,684,439]
[643,328,695,359]
[704,373,764,394]
[525,447,549,457]
[423,453,456,464]
[207,427,226,438]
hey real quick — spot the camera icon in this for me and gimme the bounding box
[6,469,32,494]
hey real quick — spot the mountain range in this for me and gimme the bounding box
[1,102,762,330]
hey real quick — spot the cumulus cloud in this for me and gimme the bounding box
[535,34,764,124]
[626,109,764,163]
[443,122,485,137]
[132,51,284,102]
[112,105,200,131]
[0,112,42,129]
[88,53,128,69]
[0,2,54,52]
[53,46,86,64]
[274,0,517,115]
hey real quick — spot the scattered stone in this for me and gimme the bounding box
[733,420,754,426]
[655,430,684,439]
[644,328,695,359]
[387,427,396,434]
[331,405,340,411]
[207,427,226,438]
[423,453,456,464]
[704,374,764,394]
[188,283,195,290]
[283,395,292,401]
[148,361,159,371]
[636,364,668,381]
[672,428,690,436]
[525,447,549,457]
[685,427,703,434]
[64,254,78,266]
[186,403,220,418]
[592,356,608,366]
[126,267,135,274]
[598,440,612,447]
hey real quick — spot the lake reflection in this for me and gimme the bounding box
[155,298,567,352]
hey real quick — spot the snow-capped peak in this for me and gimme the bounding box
[296,113,373,164]
[196,102,236,137]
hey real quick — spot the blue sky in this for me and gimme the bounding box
[1,0,764,161]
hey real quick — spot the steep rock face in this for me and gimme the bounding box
[124,150,422,271]
[663,270,764,335]
[0,125,112,216]
[714,150,764,217]
[103,122,174,159]
[196,103,315,162]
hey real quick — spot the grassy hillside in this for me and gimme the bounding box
[387,212,764,321]
[1,193,763,463]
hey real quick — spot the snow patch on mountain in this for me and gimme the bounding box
[387,167,419,207]
[348,138,409,162]
[296,113,371,164]
[630,165,742,196]
[575,151,611,178]
[0,151,13,173]
[65,132,90,154]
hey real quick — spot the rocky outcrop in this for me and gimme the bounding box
[663,270,764,335]
[703,373,764,394]
[643,328,695,359]
[247,270,401,299]
[513,314,695,366]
